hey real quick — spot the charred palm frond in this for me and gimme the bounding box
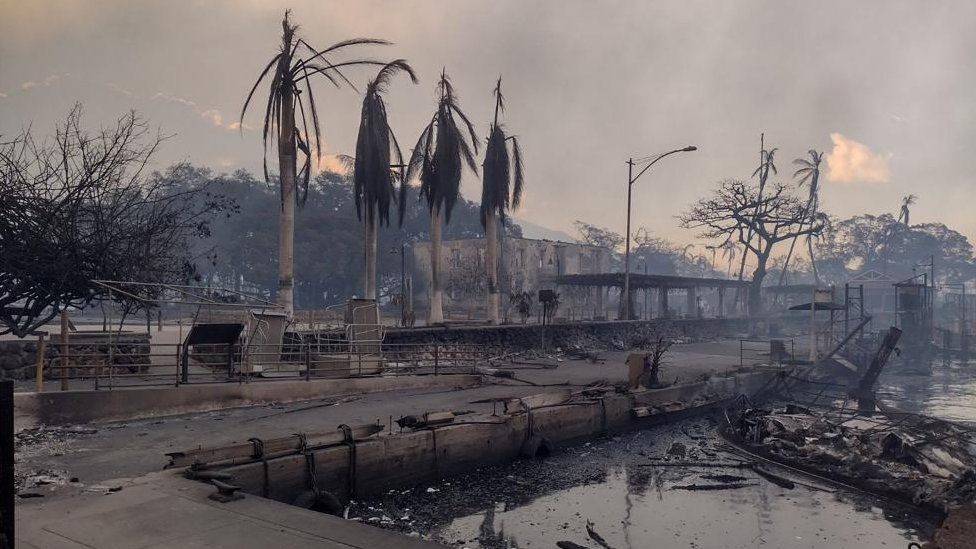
[353,60,418,226]
[792,149,823,211]
[480,77,525,227]
[751,146,779,181]
[898,194,917,225]
[240,10,389,204]
[405,70,479,223]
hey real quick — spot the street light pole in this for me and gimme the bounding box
[621,145,697,320]
[623,158,634,320]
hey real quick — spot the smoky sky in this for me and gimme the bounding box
[2,0,975,244]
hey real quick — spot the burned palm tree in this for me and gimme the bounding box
[480,77,524,324]
[406,70,479,325]
[353,60,418,301]
[898,194,917,226]
[779,149,824,285]
[733,135,778,312]
[240,10,387,317]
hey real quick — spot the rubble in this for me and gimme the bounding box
[14,425,100,495]
[723,402,976,514]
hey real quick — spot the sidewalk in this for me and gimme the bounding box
[16,470,440,548]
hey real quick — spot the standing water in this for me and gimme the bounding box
[350,418,933,548]
[879,357,976,424]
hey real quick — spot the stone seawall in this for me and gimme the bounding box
[0,333,151,380]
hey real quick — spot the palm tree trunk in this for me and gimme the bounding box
[277,85,297,319]
[485,210,500,323]
[807,234,820,285]
[428,205,445,324]
[778,232,802,286]
[364,211,377,300]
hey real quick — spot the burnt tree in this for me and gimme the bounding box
[680,179,824,314]
[0,105,232,337]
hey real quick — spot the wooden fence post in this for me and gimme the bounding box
[35,335,46,393]
[60,309,69,391]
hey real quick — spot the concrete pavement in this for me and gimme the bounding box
[16,470,441,548]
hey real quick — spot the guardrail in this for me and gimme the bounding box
[31,339,486,392]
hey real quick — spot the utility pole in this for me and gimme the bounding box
[621,146,697,320]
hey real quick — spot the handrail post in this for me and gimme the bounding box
[181,343,189,384]
[35,335,46,393]
[174,343,181,386]
[60,309,69,391]
[434,344,439,375]
[304,343,311,381]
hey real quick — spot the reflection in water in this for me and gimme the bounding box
[431,423,930,549]
[880,358,976,424]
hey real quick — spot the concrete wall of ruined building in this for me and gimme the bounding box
[409,236,612,317]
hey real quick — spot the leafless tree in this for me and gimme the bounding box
[574,221,624,251]
[0,105,231,336]
[680,179,824,314]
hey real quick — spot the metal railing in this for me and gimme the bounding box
[31,339,485,392]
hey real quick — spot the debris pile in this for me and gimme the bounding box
[14,425,99,496]
[725,403,976,513]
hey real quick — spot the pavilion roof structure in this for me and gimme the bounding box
[548,273,750,290]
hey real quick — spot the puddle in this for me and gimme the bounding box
[879,358,976,424]
[348,418,933,548]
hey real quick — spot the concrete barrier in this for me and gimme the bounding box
[14,374,481,429]
[219,370,778,502]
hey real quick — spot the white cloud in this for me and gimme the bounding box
[200,109,223,127]
[153,93,247,132]
[106,82,133,96]
[226,121,253,132]
[825,132,891,183]
[0,92,7,99]
[21,73,63,91]
[151,92,196,108]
